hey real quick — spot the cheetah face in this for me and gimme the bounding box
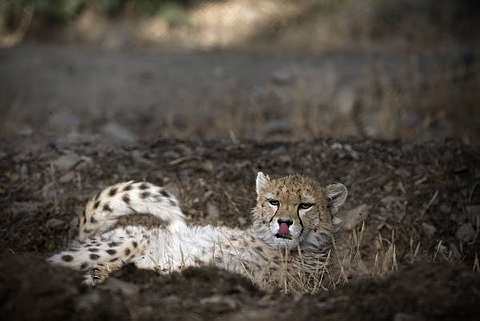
[252,172,347,250]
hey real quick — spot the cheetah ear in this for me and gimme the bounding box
[326,183,348,212]
[256,172,270,195]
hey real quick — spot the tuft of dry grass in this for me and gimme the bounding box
[251,246,333,295]
[250,213,479,295]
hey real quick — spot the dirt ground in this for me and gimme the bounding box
[0,36,479,320]
[1,44,479,143]
[1,134,479,320]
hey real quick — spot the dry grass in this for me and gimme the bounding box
[251,247,333,295]
[250,212,480,295]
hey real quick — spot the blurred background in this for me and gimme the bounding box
[1,0,479,144]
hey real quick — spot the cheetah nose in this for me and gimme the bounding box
[278,218,293,226]
[277,219,293,237]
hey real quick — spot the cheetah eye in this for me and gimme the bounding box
[299,203,314,210]
[268,199,280,206]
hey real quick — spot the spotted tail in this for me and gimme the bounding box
[79,181,186,241]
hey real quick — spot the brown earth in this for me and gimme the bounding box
[1,136,479,320]
[1,44,479,143]
[0,41,479,320]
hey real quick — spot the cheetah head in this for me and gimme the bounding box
[252,172,347,251]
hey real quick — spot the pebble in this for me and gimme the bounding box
[102,277,139,296]
[263,120,291,135]
[200,295,238,312]
[46,218,66,229]
[456,223,476,242]
[101,122,137,144]
[439,204,451,214]
[59,171,75,183]
[237,216,247,226]
[271,70,294,86]
[53,153,83,172]
[466,205,480,218]
[421,222,436,238]
[393,313,425,321]
[48,111,80,133]
[207,202,220,219]
[201,160,214,172]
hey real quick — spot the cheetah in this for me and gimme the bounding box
[48,172,348,290]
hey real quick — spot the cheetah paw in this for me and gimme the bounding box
[82,266,108,286]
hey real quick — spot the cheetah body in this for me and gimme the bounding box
[48,173,347,287]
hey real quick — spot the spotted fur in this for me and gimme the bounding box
[48,173,348,287]
[78,181,185,241]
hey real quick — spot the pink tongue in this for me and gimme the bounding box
[278,223,290,236]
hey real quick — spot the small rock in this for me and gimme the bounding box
[332,217,343,225]
[333,87,356,116]
[70,216,79,229]
[200,160,214,172]
[380,196,406,205]
[342,204,370,230]
[177,144,193,155]
[76,156,92,170]
[102,122,137,144]
[203,190,214,201]
[456,223,476,242]
[12,201,40,214]
[20,164,28,178]
[271,70,294,86]
[207,202,220,219]
[278,154,291,164]
[330,143,359,160]
[263,120,291,135]
[237,216,247,225]
[200,295,238,312]
[58,131,96,146]
[331,142,343,150]
[131,150,153,166]
[381,196,407,222]
[48,111,80,133]
[448,242,462,259]
[53,153,81,171]
[393,313,425,321]
[163,150,180,159]
[466,204,480,218]
[421,222,436,237]
[18,126,33,136]
[76,291,102,311]
[102,277,139,296]
[439,204,451,214]
[270,146,287,156]
[344,145,359,160]
[46,218,66,229]
[59,171,75,183]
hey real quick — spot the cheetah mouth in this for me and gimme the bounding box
[274,222,292,239]
[274,233,292,240]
